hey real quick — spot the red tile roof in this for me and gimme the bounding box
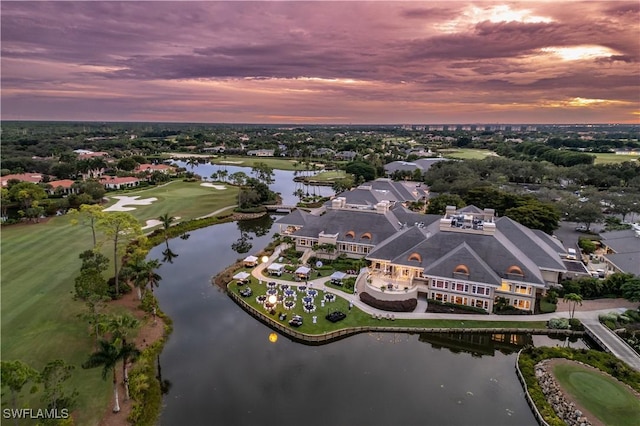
[0,173,43,186]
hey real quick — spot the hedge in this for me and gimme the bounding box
[359,292,417,312]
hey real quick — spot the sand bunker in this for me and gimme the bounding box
[220,160,244,164]
[104,196,158,212]
[142,219,162,229]
[200,183,227,190]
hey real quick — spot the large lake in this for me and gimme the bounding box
[153,162,539,425]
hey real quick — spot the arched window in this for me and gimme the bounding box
[454,264,469,275]
[507,265,524,276]
[361,232,372,240]
[345,231,355,238]
[408,252,422,262]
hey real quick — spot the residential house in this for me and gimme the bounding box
[383,158,447,176]
[135,163,176,174]
[0,173,43,187]
[100,176,140,190]
[46,180,78,195]
[247,149,275,157]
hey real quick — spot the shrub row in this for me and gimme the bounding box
[359,292,417,312]
[427,299,489,314]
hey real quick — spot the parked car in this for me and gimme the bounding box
[575,225,587,232]
[289,315,303,327]
[326,311,346,323]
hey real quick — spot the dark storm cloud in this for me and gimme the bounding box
[1,1,638,123]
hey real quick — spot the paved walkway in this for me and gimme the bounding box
[581,319,640,371]
[250,246,640,369]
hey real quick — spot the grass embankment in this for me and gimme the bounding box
[231,276,548,335]
[593,152,639,165]
[437,148,498,160]
[1,219,112,425]
[300,170,348,182]
[1,181,239,424]
[207,155,323,171]
[518,347,640,426]
[553,362,640,426]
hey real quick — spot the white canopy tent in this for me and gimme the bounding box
[330,271,347,281]
[267,263,285,276]
[243,255,258,267]
[233,271,251,282]
[295,266,311,278]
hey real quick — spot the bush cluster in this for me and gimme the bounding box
[359,292,417,312]
[427,299,488,314]
[547,318,570,329]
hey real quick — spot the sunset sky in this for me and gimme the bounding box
[2,1,639,124]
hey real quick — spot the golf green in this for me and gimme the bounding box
[552,361,640,426]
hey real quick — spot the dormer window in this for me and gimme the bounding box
[454,264,469,276]
[345,231,355,239]
[408,252,422,262]
[361,232,372,240]
[507,265,524,277]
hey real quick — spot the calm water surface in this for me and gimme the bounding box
[152,218,537,426]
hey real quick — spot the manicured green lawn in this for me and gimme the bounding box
[303,170,348,182]
[106,180,239,226]
[1,182,240,423]
[552,363,640,426]
[593,152,639,165]
[1,219,112,425]
[438,148,498,160]
[207,155,322,171]
[232,277,548,334]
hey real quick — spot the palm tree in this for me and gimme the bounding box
[186,157,198,171]
[210,170,219,182]
[563,293,583,319]
[130,259,162,300]
[83,340,129,413]
[158,213,175,247]
[106,314,139,400]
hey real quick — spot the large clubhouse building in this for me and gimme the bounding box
[276,179,571,313]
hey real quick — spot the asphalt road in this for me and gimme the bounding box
[553,221,604,251]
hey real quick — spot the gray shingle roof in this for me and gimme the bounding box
[600,230,640,254]
[422,242,503,286]
[368,226,430,261]
[292,209,400,245]
[274,209,310,227]
[604,252,640,276]
[533,229,565,253]
[388,230,545,285]
[495,217,566,271]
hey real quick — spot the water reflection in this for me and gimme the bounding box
[171,160,334,205]
[532,334,590,350]
[151,193,537,426]
[419,332,533,357]
[231,215,274,254]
